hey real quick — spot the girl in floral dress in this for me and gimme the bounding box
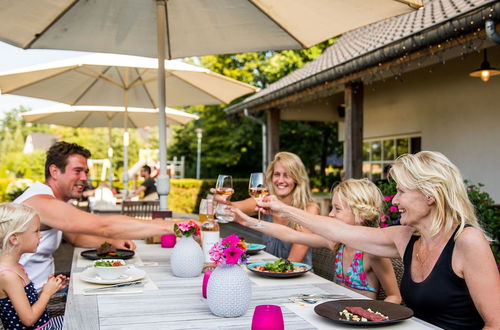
[232,179,401,303]
[0,203,67,330]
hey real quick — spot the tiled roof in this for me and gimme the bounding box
[227,0,499,113]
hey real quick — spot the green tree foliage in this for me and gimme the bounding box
[170,39,341,182]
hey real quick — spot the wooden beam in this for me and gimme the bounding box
[267,108,280,160]
[344,82,363,179]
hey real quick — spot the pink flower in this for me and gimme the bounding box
[381,223,389,228]
[381,215,388,223]
[222,234,240,247]
[384,196,392,201]
[177,222,192,231]
[223,245,245,264]
[389,206,398,213]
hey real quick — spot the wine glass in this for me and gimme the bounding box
[248,172,269,228]
[214,174,234,223]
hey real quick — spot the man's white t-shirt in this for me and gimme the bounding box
[14,181,63,291]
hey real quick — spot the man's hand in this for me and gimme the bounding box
[110,240,136,250]
[209,188,231,205]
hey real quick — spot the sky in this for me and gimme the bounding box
[0,41,88,118]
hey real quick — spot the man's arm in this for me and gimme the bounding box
[24,194,173,239]
[63,232,136,250]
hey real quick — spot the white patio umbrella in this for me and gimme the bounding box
[21,105,198,187]
[0,53,257,196]
[0,0,422,210]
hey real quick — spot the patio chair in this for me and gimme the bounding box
[121,200,172,243]
[312,247,335,281]
[377,257,405,301]
[121,200,160,219]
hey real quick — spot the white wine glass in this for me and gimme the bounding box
[215,174,234,223]
[248,172,269,228]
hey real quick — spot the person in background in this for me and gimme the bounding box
[255,151,499,329]
[132,165,158,200]
[0,203,67,330]
[14,142,178,291]
[215,152,319,265]
[232,179,402,303]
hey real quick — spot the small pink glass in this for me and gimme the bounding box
[251,305,284,330]
[202,269,213,298]
[160,234,176,248]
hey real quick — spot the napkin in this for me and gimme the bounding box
[72,273,158,295]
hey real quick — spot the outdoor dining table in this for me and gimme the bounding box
[63,239,439,330]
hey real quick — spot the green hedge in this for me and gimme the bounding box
[0,178,16,202]
[168,178,249,214]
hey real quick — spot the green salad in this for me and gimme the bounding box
[94,260,124,267]
[263,258,295,272]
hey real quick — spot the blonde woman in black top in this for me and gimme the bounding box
[255,151,499,330]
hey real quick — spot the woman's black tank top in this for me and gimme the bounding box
[400,225,484,330]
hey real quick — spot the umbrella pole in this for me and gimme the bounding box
[108,121,113,187]
[123,86,130,198]
[156,0,169,211]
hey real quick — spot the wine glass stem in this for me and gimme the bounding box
[258,210,261,221]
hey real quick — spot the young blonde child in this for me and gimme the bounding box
[232,178,402,303]
[0,203,67,330]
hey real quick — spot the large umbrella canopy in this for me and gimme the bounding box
[0,0,422,59]
[21,105,198,186]
[0,0,422,210]
[0,53,257,107]
[0,53,257,196]
[21,105,199,128]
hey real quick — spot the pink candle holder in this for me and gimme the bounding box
[202,269,213,298]
[160,234,176,248]
[251,305,284,330]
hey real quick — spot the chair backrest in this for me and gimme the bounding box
[312,247,335,281]
[377,257,405,301]
[121,200,160,219]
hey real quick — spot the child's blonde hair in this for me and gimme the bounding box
[0,203,38,251]
[332,178,384,227]
[389,151,486,239]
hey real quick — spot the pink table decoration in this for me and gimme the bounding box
[160,234,176,248]
[202,269,213,298]
[251,305,284,330]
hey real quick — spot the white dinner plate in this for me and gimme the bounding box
[80,266,146,285]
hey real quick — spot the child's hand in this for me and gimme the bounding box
[42,274,68,296]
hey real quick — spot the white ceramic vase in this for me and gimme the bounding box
[207,264,252,317]
[170,235,204,278]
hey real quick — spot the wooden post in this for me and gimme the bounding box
[344,82,363,179]
[267,108,280,161]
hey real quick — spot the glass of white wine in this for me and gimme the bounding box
[215,174,234,223]
[248,172,269,228]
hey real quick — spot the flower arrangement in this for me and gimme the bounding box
[381,195,400,228]
[209,234,248,266]
[174,221,201,238]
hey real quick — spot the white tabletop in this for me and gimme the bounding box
[63,241,438,330]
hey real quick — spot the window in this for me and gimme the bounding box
[362,135,421,181]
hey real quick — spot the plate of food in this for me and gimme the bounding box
[80,265,146,285]
[247,258,311,278]
[81,242,135,260]
[246,243,266,255]
[314,299,413,326]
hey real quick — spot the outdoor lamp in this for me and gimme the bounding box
[469,49,500,82]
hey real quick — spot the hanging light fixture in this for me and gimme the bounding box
[469,49,500,82]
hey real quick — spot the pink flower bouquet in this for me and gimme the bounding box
[174,220,201,238]
[209,234,248,266]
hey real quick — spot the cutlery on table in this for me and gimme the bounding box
[84,280,145,293]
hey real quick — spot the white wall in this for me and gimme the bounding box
[357,46,500,202]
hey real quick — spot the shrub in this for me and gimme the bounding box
[0,178,16,202]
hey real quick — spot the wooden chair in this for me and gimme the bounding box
[121,200,160,219]
[121,201,172,243]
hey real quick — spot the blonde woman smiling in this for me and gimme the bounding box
[215,152,319,264]
[254,151,499,330]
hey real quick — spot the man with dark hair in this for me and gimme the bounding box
[14,141,176,291]
[132,165,157,199]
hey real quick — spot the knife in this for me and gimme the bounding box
[84,280,145,293]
